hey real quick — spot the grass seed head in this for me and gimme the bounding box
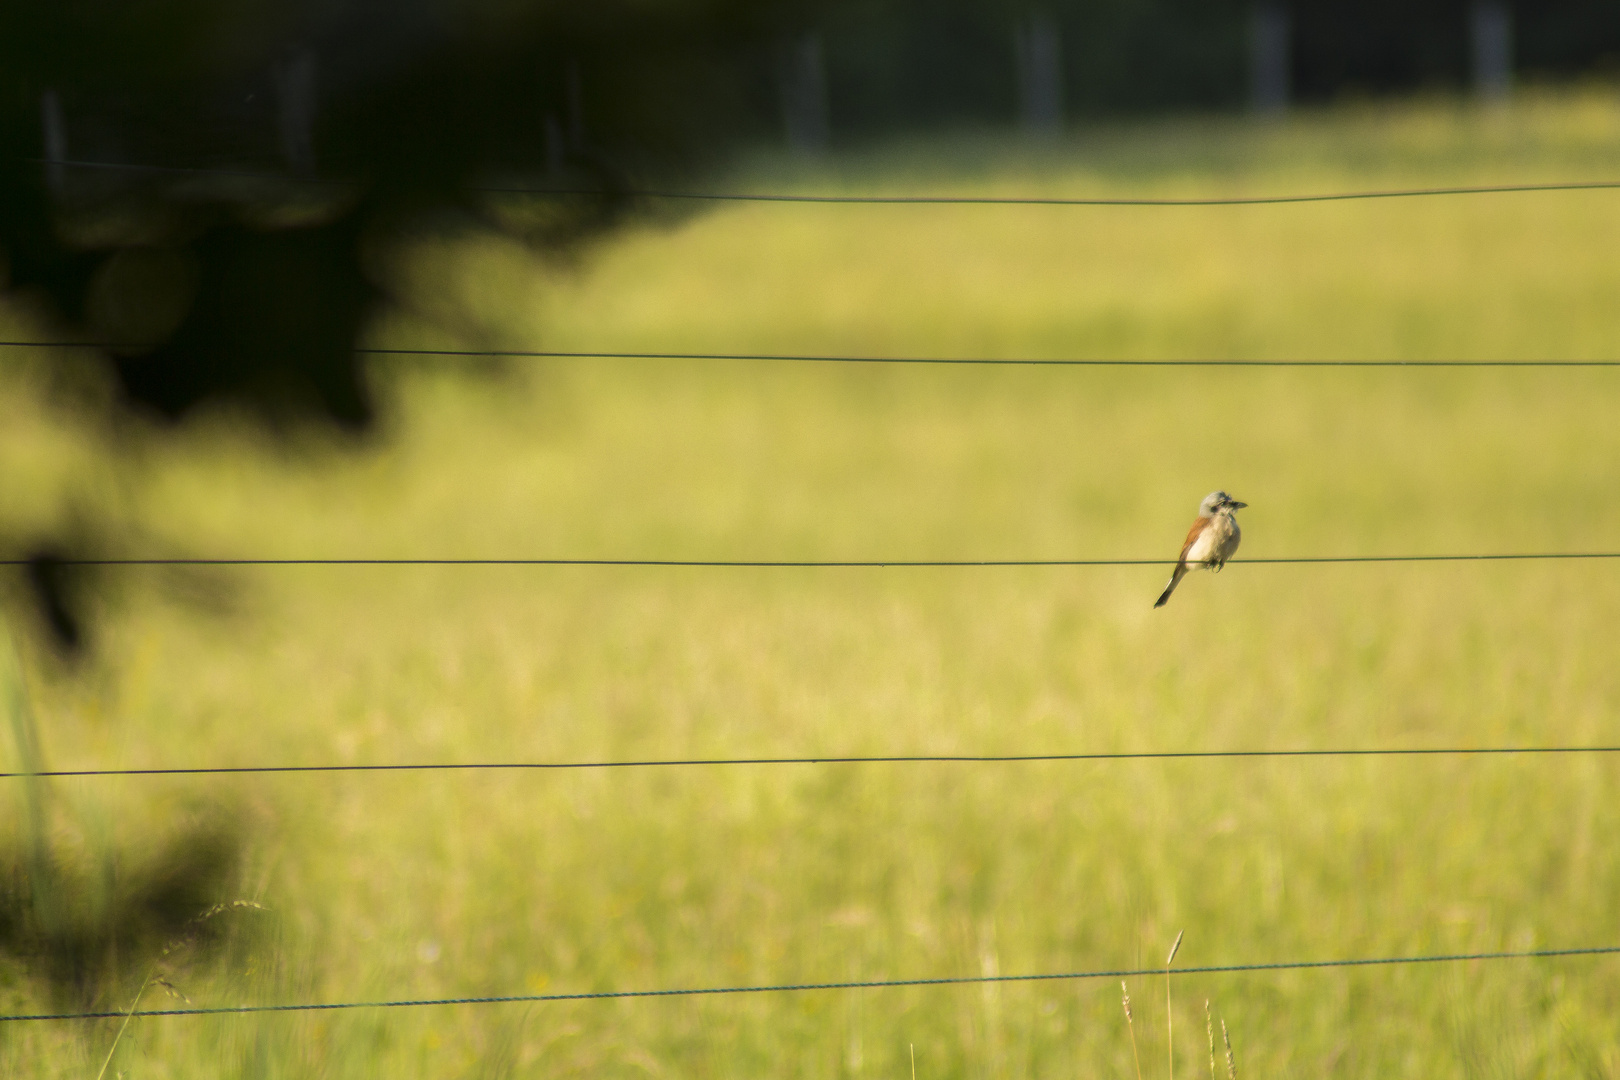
[1206,1000,1215,1080]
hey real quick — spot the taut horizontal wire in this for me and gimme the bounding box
[1,553,1618,568]
[32,158,1620,206]
[5,944,1615,1023]
[506,181,1620,206]
[362,347,1620,367]
[6,744,1620,780]
[6,339,1620,366]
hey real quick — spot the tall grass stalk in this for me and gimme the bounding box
[1205,1000,1215,1080]
[1122,981,1143,1080]
[93,974,154,1080]
[1166,931,1184,1080]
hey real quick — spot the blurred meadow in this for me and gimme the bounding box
[8,88,1620,1076]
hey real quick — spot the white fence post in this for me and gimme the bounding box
[1250,2,1290,114]
[41,90,67,193]
[779,32,830,157]
[275,48,318,173]
[1470,1,1512,101]
[1014,11,1064,139]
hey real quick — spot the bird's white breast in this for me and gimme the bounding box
[1187,513,1240,567]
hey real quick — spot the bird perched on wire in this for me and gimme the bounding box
[1154,491,1247,608]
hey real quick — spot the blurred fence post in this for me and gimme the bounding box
[40,90,66,193]
[275,48,318,174]
[778,32,830,156]
[544,61,586,174]
[1014,11,1064,139]
[1470,1,1512,101]
[566,60,587,150]
[1250,2,1290,114]
[545,113,566,173]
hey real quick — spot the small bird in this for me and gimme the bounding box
[1154,491,1247,608]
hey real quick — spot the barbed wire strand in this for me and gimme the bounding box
[5,339,1620,367]
[5,744,1620,781]
[33,158,1620,206]
[0,553,1616,568]
[4,944,1615,1023]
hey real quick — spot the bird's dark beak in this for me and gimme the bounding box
[1230,500,1248,509]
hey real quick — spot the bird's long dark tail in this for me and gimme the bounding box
[1154,564,1187,608]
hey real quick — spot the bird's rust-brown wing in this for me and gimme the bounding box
[1177,518,1207,564]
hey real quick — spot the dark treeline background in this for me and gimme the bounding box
[16,2,1620,176]
[829,0,1620,134]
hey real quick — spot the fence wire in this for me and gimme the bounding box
[7,339,1620,367]
[31,158,1620,207]
[5,944,1615,1023]
[361,347,1620,367]
[0,553,1616,568]
[6,744,1620,781]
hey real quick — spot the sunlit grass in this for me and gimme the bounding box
[7,88,1620,1077]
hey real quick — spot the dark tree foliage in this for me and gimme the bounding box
[0,0,833,653]
[0,814,256,1008]
[0,0,829,430]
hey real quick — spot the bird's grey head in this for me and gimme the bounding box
[1199,491,1248,516]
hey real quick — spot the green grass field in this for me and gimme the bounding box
[7,89,1620,1077]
